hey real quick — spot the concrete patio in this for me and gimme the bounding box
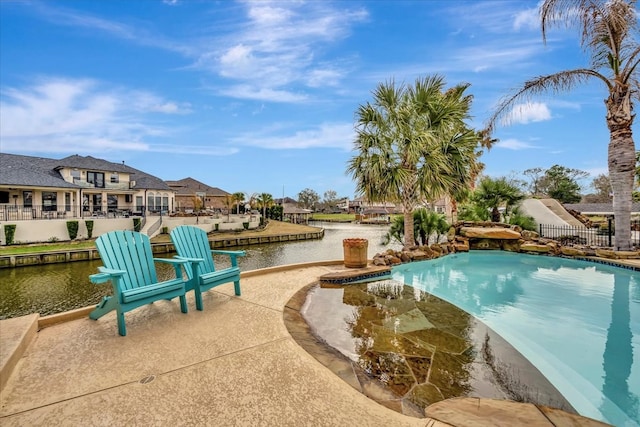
[0,261,612,426]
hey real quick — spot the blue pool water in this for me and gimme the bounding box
[391,252,640,426]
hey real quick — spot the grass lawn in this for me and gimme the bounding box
[310,213,356,221]
[0,241,97,255]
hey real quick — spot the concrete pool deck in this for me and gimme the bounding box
[0,261,616,426]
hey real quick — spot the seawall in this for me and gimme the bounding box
[0,229,325,269]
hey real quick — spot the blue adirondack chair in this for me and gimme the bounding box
[89,230,190,336]
[170,225,245,311]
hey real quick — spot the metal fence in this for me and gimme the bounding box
[538,219,640,248]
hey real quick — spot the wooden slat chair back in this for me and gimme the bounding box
[89,230,189,336]
[170,225,245,311]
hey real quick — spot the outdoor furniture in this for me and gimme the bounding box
[170,225,245,311]
[89,230,190,336]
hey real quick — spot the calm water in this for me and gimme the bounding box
[0,223,397,319]
[392,252,640,426]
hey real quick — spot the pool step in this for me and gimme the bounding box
[319,265,391,284]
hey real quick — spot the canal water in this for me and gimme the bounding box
[0,223,398,319]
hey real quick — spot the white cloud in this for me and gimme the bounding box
[495,138,538,150]
[503,102,552,125]
[220,85,308,103]
[0,77,203,154]
[232,122,354,150]
[198,1,368,101]
[513,7,539,31]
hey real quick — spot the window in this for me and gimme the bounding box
[107,194,118,211]
[136,196,143,213]
[162,196,169,212]
[42,192,57,212]
[23,191,32,208]
[65,193,71,212]
[0,191,8,204]
[147,193,155,211]
[92,194,102,212]
[87,171,104,188]
[70,170,81,182]
[110,172,119,183]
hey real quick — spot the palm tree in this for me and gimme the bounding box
[256,193,274,225]
[232,192,245,215]
[347,75,481,247]
[486,0,639,250]
[473,177,525,223]
[382,209,450,246]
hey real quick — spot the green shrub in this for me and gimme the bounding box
[85,220,94,239]
[162,226,168,234]
[243,222,249,230]
[4,224,16,245]
[48,236,59,243]
[133,217,141,232]
[66,221,79,240]
[214,223,219,231]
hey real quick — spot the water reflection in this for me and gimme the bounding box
[0,223,397,319]
[601,273,639,425]
[303,279,571,413]
[393,254,533,315]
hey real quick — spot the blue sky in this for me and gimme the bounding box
[1,0,635,200]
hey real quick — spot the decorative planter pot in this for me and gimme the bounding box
[343,238,368,268]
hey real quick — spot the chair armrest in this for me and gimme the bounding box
[210,250,246,257]
[210,250,245,268]
[173,256,205,265]
[155,257,193,279]
[155,257,192,266]
[90,268,126,284]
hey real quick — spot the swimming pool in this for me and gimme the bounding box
[391,252,640,427]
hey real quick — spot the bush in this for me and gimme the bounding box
[85,220,94,239]
[133,217,141,232]
[66,221,79,240]
[161,226,168,234]
[4,224,16,245]
[243,222,249,230]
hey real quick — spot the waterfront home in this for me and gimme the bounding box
[166,177,231,213]
[0,153,175,221]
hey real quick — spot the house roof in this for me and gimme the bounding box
[166,177,229,196]
[0,153,77,188]
[0,153,170,191]
[283,206,312,214]
[55,155,131,173]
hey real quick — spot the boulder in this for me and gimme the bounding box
[460,227,521,240]
[560,247,586,257]
[520,243,551,253]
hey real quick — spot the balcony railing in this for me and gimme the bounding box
[0,205,149,221]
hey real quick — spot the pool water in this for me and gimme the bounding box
[391,252,640,426]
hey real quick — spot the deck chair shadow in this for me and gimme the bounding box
[89,230,190,336]
[170,225,245,311]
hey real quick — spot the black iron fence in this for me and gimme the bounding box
[538,218,640,248]
[0,205,148,221]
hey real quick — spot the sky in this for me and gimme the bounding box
[1,0,637,201]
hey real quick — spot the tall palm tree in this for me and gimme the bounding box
[486,0,639,250]
[232,192,245,215]
[347,75,481,247]
[256,192,274,225]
